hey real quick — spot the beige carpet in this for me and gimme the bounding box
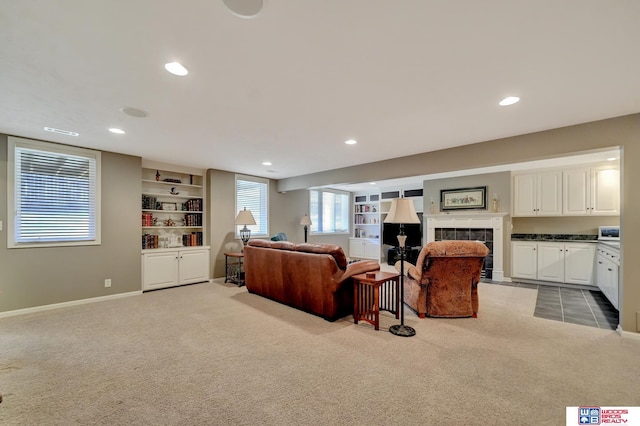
[1,281,639,425]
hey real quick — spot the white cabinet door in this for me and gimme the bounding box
[596,247,619,309]
[563,168,590,215]
[143,251,179,290]
[349,240,365,258]
[564,243,595,285]
[537,171,563,216]
[179,249,210,284]
[512,174,537,216]
[363,240,380,259]
[591,167,619,215]
[537,242,564,282]
[512,172,561,216]
[563,166,619,216]
[511,242,538,279]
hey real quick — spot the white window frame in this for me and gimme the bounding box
[7,136,101,248]
[309,189,350,235]
[235,175,269,238]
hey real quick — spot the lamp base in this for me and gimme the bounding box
[389,324,416,337]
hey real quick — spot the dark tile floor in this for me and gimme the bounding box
[485,281,619,330]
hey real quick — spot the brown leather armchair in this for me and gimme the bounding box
[401,240,490,318]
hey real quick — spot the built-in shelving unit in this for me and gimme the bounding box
[350,193,381,260]
[140,163,210,291]
[141,168,205,249]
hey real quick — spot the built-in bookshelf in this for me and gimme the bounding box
[140,164,210,291]
[141,167,205,249]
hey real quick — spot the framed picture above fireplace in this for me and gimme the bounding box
[440,186,487,211]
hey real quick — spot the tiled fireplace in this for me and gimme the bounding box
[425,213,506,281]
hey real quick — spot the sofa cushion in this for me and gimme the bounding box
[247,239,274,248]
[296,243,348,270]
[271,241,296,251]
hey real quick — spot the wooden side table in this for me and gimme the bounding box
[224,252,245,287]
[353,271,400,330]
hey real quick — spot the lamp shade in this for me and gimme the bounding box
[235,207,256,225]
[384,198,420,224]
[300,214,312,226]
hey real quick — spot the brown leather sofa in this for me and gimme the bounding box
[244,239,380,321]
[401,240,489,318]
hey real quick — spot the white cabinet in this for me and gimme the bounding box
[511,241,538,280]
[512,171,562,216]
[142,247,210,291]
[596,244,620,309]
[349,238,380,260]
[511,241,595,285]
[564,243,596,285]
[563,166,619,216]
[537,242,565,282]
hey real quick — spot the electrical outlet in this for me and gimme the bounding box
[104,278,112,288]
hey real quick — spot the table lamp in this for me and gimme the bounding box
[300,214,312,243]
[383,197,421,337]
[235,207,256,249]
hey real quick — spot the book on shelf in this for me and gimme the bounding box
[183,198,202,212]
[142,234,159,249]
[182,232,203,247]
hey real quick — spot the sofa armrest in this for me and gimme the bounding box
[338,260,380,284]
[393,260,421,281]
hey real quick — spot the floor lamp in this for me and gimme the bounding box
[300,214,312,243]
[383,197,421,337]
[235,207,256,250]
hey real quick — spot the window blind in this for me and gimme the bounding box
[13,144,98,244]
[236,177,268,237]
[310,189,349,233]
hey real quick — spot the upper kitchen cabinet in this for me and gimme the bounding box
[512,171,562,217]
[563,165,620,216]
[512,163,620,217]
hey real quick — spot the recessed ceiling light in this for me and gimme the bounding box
[607,157,617,161]
[499,96,520,106]
[369,182,376,185]
[109,128,125,134]
[262,161,272,166]
[164,62,188,76]
[345,139,357,145]
[44,127,79,136]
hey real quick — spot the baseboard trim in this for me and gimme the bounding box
[0,291,142,319]
[617,325,640,340]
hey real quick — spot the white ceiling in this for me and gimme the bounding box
[1,1,638,181]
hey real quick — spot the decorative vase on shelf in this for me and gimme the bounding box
[155,170,160,181]
[492,194,499,212]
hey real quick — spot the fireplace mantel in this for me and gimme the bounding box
[425,212,507,281]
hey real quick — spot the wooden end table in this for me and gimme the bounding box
[353,271,400,330]
[224,252,245,287]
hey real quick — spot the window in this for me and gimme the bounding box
[235,175,268,237]
[309,189,349,234]
[8,137,101,248]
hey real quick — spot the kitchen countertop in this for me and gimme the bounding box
[511,233,598,242]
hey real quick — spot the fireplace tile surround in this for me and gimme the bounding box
[426,213,507,282]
